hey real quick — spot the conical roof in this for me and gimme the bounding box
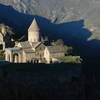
[28,18,40,32]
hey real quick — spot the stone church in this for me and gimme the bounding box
[5,18,65,64]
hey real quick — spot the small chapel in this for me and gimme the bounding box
[5,18,65,64]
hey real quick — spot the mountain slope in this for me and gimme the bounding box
[0,0,100,56]
[0,0,100,31]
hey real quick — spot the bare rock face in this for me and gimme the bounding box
[0,0,99,24]
[0,0,100,39]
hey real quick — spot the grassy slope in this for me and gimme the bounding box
[0,55,5,60]
[58,56,81,63]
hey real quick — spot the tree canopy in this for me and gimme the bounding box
[51,39,64,46]
[0,24,14,36]
[51,39,73,55]
[64,46,73,55]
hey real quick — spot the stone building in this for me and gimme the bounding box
[44,46,65,63]
[5,18,65,64]
[0,33,5,50]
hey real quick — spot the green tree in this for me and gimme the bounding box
[64,46,73,55]
[51,39,64,46]
[0,24,14,36]
[0,24,15,47]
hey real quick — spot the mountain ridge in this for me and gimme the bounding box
[0,0,100,35]
[0,1,100,56]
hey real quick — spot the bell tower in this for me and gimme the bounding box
[28,18,40,42]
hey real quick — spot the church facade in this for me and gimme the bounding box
[5,18,65,64]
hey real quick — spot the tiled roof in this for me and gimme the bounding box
[28,18,40,32]
[19,41,32,49]
[30,42,41,48]
[31,42,45,49]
